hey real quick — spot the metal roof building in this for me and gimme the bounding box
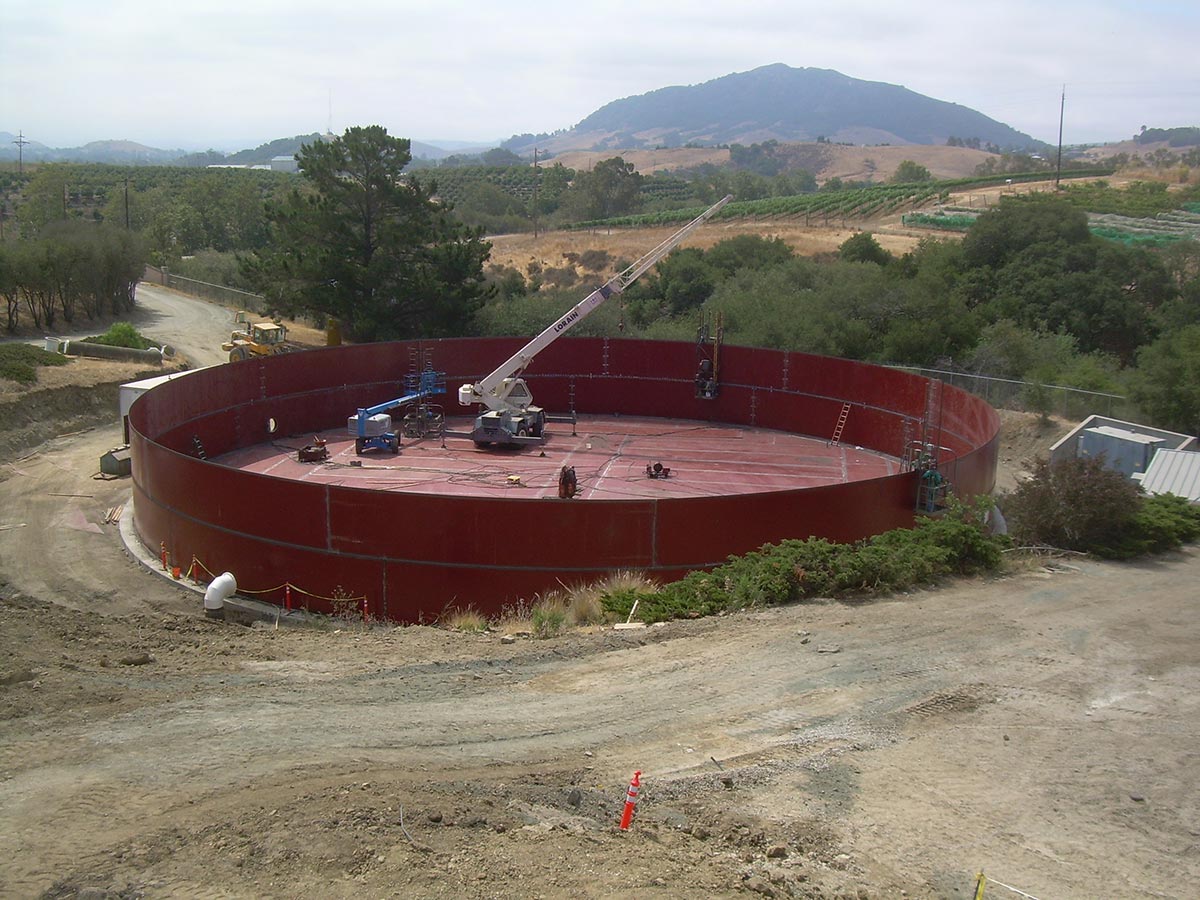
[1137,449,1200,502]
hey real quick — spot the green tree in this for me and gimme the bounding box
[655,248,717,313]
[246,126,492,341]
[480,148,524,166]
[568,157,644,220]
[961,194,1090,270]
[839,232,892,266]
[454,181,528,232]
[892,160,932,183]
[18,165,73,234]
[1130,324,1200,433]
[773,169,818,195]
[704,234,794,276]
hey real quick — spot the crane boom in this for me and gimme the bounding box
[458,195,732,413]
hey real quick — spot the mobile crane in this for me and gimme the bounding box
[457,195,732,448]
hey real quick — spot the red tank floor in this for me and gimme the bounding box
[214,415,903,500]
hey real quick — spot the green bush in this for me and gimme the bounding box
[1005,457,1200,559]
[1107,493,1200,557]
[84,321,154,350]
[0,344,70,384]
[602,498,1005,624]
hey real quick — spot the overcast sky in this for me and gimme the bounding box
[3,0,1197,152]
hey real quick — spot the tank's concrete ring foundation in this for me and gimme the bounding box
[128,337,999,623]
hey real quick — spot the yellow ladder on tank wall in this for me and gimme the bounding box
[830,402,851,445]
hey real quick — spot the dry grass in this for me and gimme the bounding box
[550,146,730,175]
[487,219,923,282]
[561,570,657,626]
[441,605,488,633]
[493,598,534,636]
[547,143,992,182]
[529,592,568,638]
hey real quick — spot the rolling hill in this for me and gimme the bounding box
[505,64,1044,154]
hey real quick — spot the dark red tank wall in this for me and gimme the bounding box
[129,338,999,622]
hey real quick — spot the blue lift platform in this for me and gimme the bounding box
[348,369,445,455]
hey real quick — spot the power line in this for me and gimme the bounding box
[12,131,30,175]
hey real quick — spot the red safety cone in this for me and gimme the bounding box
[619,770,641,830]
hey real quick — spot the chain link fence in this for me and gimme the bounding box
[888,365,1134,421]
[144,266,265,313]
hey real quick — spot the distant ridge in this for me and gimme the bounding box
[0,132,463,167]
[505,64,1044,153]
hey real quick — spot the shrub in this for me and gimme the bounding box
[606,498,1005,624]
[541,266,579,288]
[1004,456,1142,554]
[530,592,567,638]
[1110,493,1200,557]
[0,344,70,384]
[578,249,612,272]
[85,321,154,350]
[583,570,655,624]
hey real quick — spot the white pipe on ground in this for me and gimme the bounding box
[204,572,237,612]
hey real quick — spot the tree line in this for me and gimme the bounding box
[0,221,141,332]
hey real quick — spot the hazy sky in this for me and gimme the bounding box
[3,0,1197,151]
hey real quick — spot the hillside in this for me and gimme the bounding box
[506,64,1043,154]
[550,143,997,181]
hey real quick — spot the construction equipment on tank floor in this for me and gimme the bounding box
[349,369,446,455]
[297,437,329,463]
[457,195,733,449]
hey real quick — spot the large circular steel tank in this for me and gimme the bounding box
[128,338,999,622]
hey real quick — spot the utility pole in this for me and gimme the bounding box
[12,131,29,175]
[1055,85,1065,190]
[532,147,540,239]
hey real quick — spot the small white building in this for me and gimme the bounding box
[1050,415,1196,478]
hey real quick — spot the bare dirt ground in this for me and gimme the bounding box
[488,220,922,282]
[2,288,1198,900]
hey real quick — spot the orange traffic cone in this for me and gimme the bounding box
[619,771,641,830]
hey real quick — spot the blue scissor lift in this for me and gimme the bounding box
[348,369,446,455]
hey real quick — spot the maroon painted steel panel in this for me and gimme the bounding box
[129,338,1000,623]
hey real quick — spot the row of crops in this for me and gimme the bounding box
[1058,180,1200,218]
[407,163,1121,229]
[901,202,1200,247]
[413,166,546,204]
[1087,210,1200,246]
[570,184,949,229]
[566,170,1115,230]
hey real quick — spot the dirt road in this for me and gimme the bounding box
[2,288,1198,899]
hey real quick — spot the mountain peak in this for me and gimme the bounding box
[507,64,1040,154]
